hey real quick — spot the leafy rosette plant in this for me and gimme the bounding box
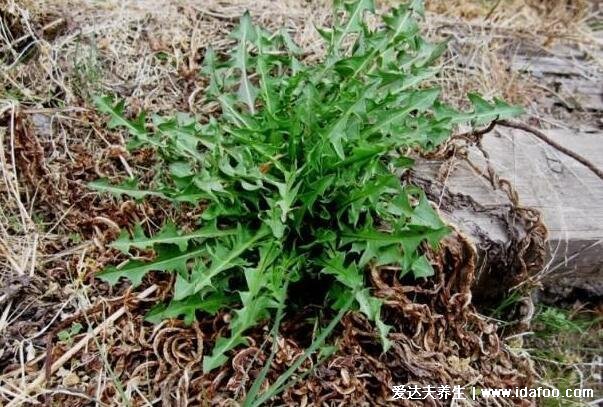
[90,0,522,374]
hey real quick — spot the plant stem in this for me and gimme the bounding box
[248,294,355,407]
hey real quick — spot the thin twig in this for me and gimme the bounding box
[0,19,65,53]
[496,119,603,181]
[4,284,158,407]
[452,120,498,142]
[484,0,503,20]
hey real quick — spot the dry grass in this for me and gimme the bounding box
[0,0,601,405]
[527,305,602,406]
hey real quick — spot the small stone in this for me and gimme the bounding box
[26,342,36,362]
[62,372,80,387]
[341,368,350,386]
[57,367,69,377]
[448,355,472,372]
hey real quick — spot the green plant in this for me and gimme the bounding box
[90,0,522,375]
[533,306,599,336]
[72,39,102,100]
[57,322,83,345]
[528,307,602,407]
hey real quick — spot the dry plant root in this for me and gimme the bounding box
[5,0,591,405]
[2,285,158,407]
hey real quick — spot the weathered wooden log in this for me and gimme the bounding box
[412,123,603,306]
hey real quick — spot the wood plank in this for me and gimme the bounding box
[413,124,603,300]
[510,54,601,78]
[557,78,603,111]
[485,128,603,240]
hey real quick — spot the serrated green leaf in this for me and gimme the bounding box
[91,0,523,376]
[203,293,272,373]
[93,96,146,138]
[169,161,194,178]
[439,93,524,125]
[320,254,363,289]
[97,246,206,287]
[361,88,440,138]
[88,178,166,200]
[174,226,270,300]
[203,335,247,373]
[145,291,232,325]
[411,254,434,278]
[110,222,236,253]
[410,192,445,229]
[261,204,285,239]
[333,0,375,52]
[232,12,258,114]
[93,96,163,150]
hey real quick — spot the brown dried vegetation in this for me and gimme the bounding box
[0,0,600,405]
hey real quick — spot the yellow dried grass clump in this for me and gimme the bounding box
[1,0,601,405]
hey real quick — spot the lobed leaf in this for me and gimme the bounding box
[110,222,237,253]
[97,246,206,287]
[91,0,524,374]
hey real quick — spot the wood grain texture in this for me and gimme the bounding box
[420,38,603,301]
[414,124,602,299]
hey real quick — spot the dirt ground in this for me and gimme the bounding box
[0,0,601,405]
